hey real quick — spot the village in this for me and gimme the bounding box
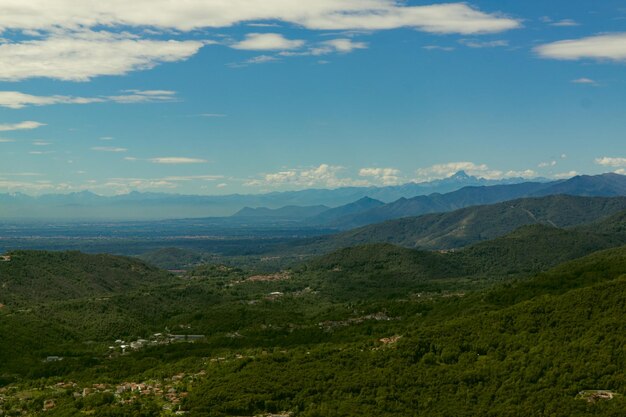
[0,371,200,415]
[107,332,206,355]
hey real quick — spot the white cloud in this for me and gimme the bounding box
[571,78,598,86]
[33,141,52,146]
[0,91,101,108]
[0,2,520,34]
[161,175,223,182]
[423,45,455,52]
[505,169,538,178]
[459,39,509,48]
[279,38,368,57]
[536,33,626,61]
[311,38,368,55]
[595,157,626,167]
[0,90,178,108]
[91,147,128,153]
[0,172,42,177]
[551,19,579,27]
[217,183,228,188]
[245,164,369,188]
[200,113,227,118]
[243,55,279,65]
[0,31,206,81]
[553,171,578,179]
[538,160,557,168]
[101,178,179,192]
[415,161,536,182]
[415,161,491,181]
[150,157,207,164]
[104,90,178,104]
[0,121,45,131]
[359,167,401,185]
[0,179,57,193]
[232,33,305,51]
[0,3,519,80]
[0,138,15,143]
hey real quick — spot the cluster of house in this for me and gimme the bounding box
[109,333,205,354]
[0,372,207,415]
[577,390,616,403]
[0,255,10,262]
[318,311,393,331]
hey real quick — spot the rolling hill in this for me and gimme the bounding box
[0,251,173,306]
[291,195,626,254]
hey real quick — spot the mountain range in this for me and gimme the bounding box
[225,172,626,231]
[0,171,542,220]
[285,194,626,255]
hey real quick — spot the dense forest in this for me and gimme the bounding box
[0,218,625,415]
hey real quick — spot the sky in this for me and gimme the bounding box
[0,0,625,196]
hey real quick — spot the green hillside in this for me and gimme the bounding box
[0,251,173,306]
[294,195,626,254]
[1,239,626,416]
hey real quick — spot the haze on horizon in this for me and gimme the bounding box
[0,0,625,196]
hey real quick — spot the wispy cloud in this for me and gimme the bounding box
[245,164,369,188]
[150,157,207,164]
[161,175,223,181]
[232,33,305,51]
[0,31,207,81]
[595,156,626,167]
[0,121,45,132]
[536,33,626,61]
[310,38,368,55]
[0,2,520,34]
[415,161,537,182]
[91,146,128,153]
[359,167,401,185]
[459,39,509,48]
[553,171,578,179]
[0,91,101,109]
[29,150,55,155]
[551,19,579,27]
[423,45,455,52]
[571,78,599,86]
[0,3,519,80]
[102,90,179,104]
[538,160,557,168]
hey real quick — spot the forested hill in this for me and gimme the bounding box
[0,251,173,306]
[2,240,626,414]
[291,195,626,254]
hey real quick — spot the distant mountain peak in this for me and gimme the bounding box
[449,170,473,180]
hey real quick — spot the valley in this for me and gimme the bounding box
[2,188,626,414]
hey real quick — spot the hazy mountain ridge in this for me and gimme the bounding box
[326,173,626,229]
[0,171,544,220]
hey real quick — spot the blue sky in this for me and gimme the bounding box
[0,0,625,195]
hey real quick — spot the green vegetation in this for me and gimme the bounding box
[294,195,626,254]
[1,219,626,416]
